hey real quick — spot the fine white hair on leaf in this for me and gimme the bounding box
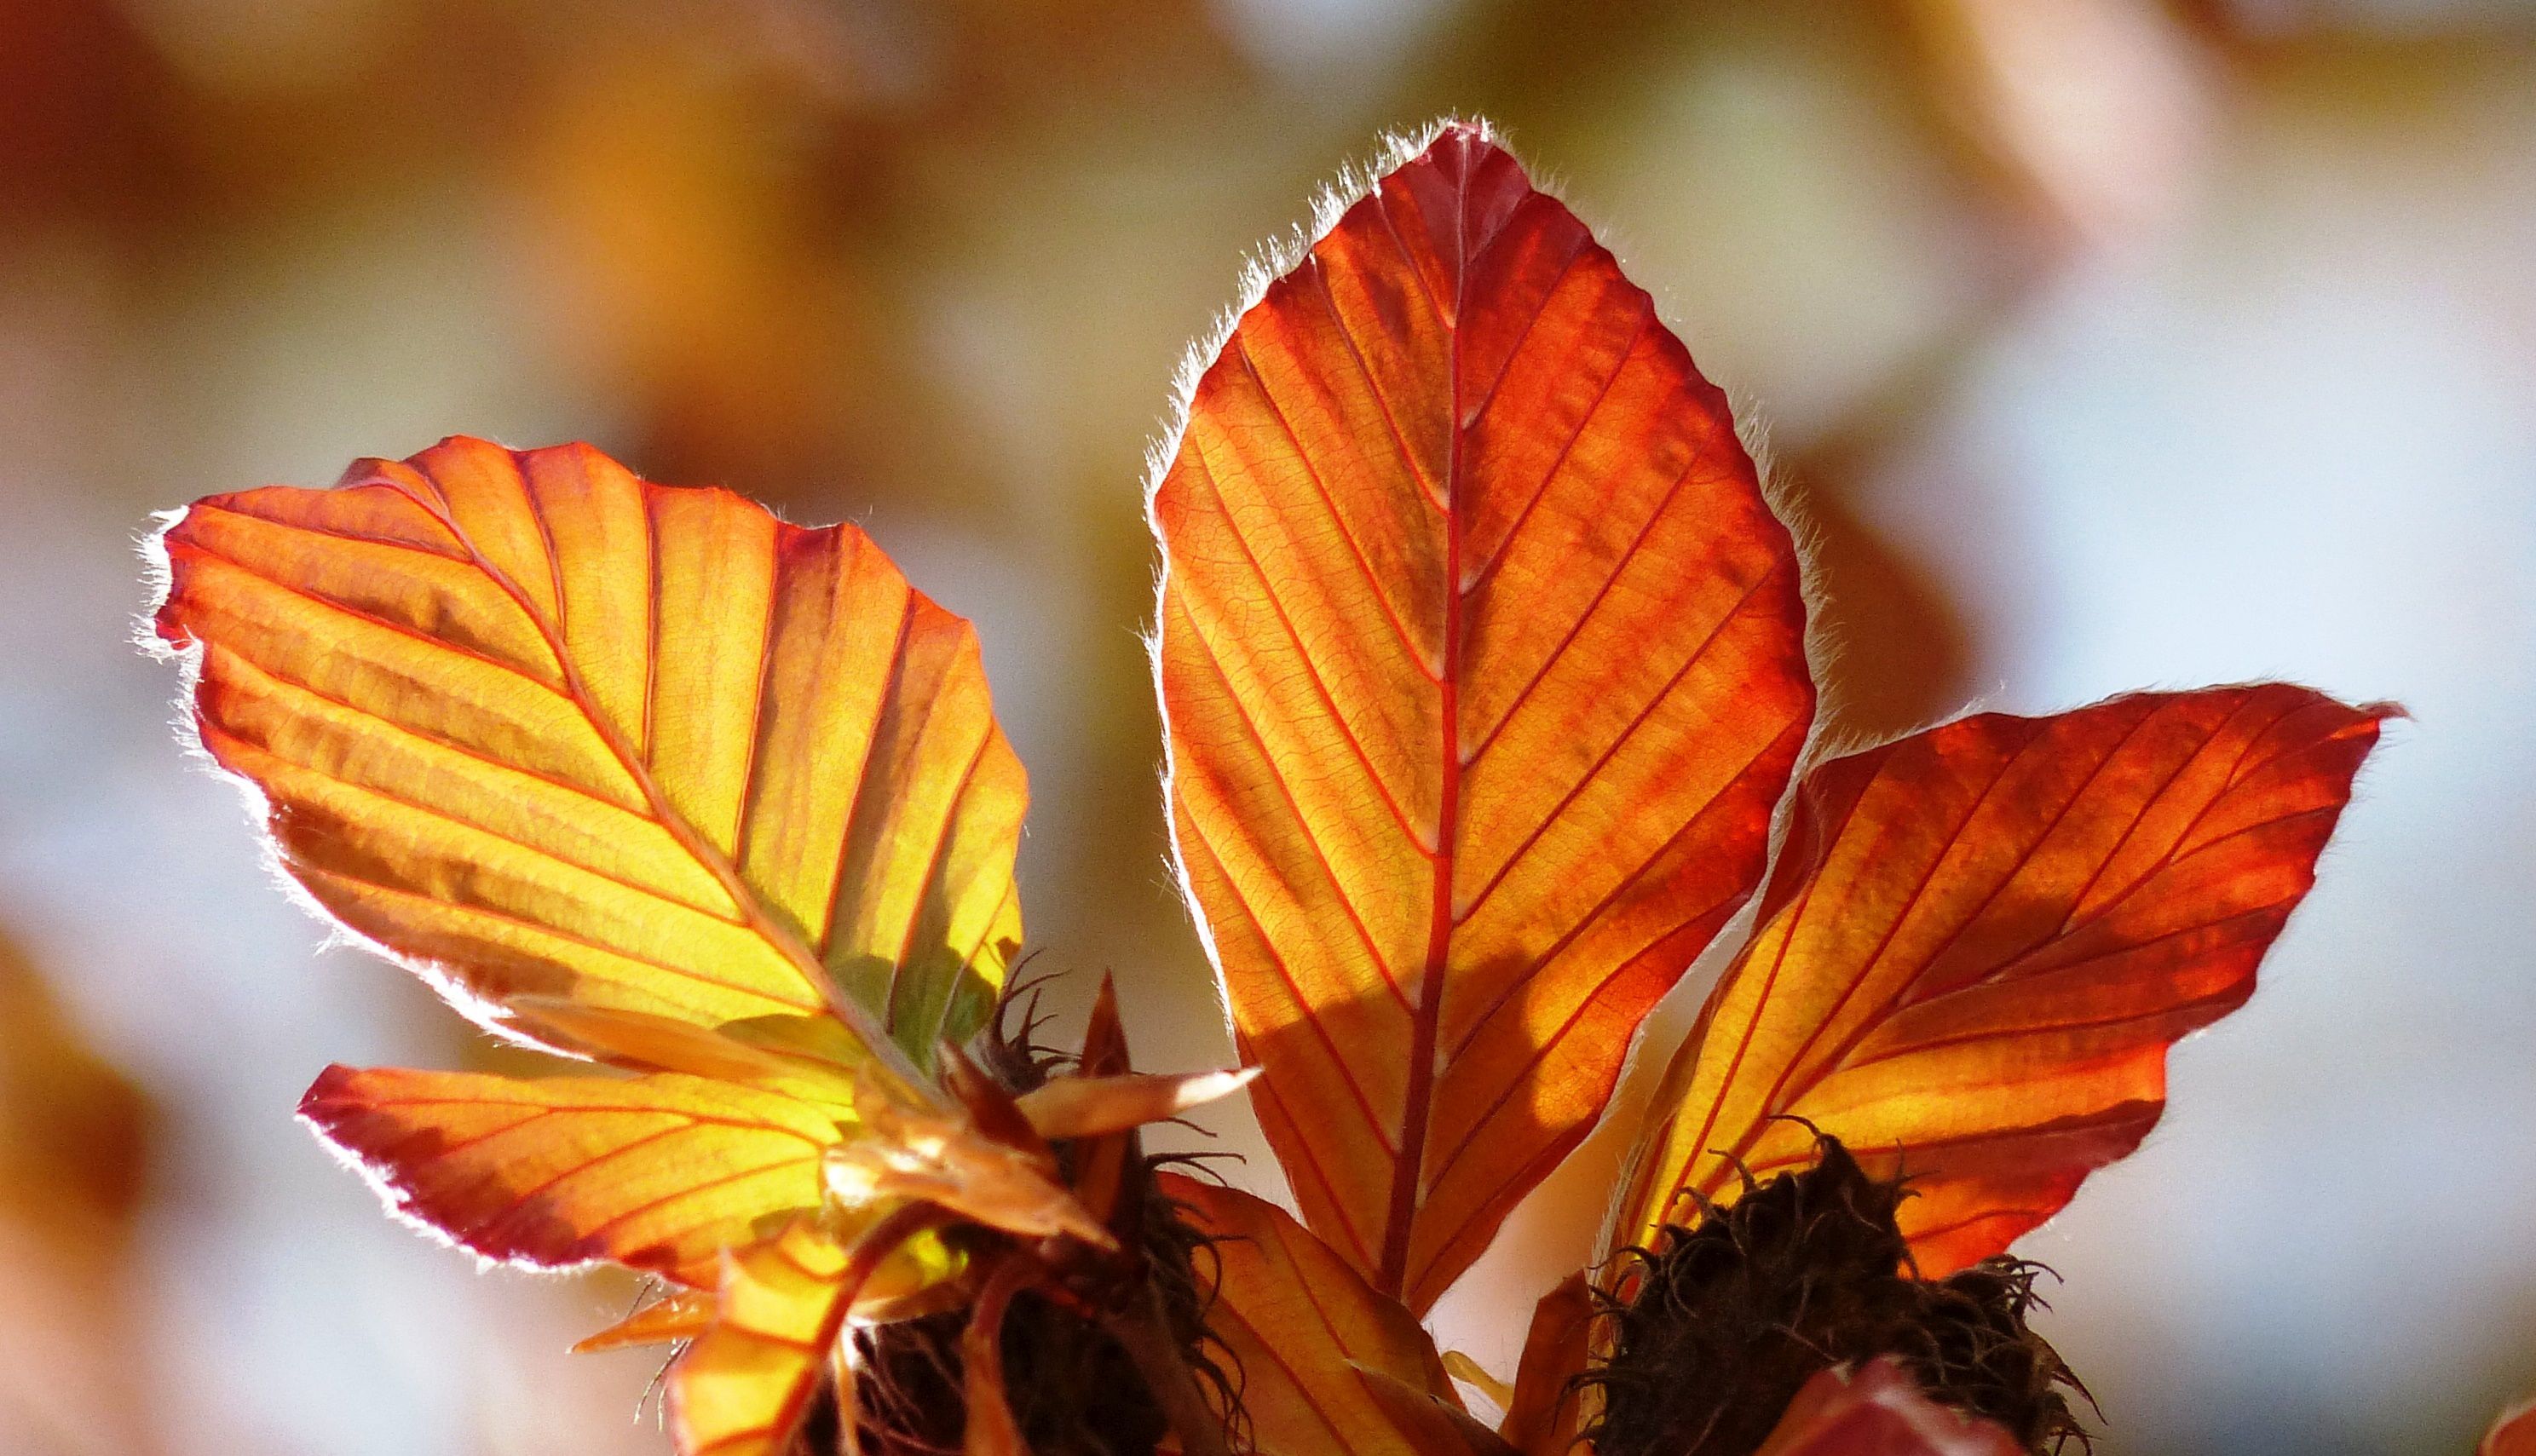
[295,1098,613,1280]
[1138,113,1507,1045]
[135,494,601,1067]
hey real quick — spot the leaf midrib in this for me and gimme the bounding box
[1377,157,1470,1300]
[391,464,937,1105]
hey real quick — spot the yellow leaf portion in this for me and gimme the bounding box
[671,1211,957,1456]
[151,436,1028,1074]
[671,1223,855,1456]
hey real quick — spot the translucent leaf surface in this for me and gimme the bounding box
[152,436,1027,1078]
[1612,686,2390,1272]
[1153,122,1812,1311]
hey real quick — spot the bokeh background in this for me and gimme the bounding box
[2,1,2531,1453]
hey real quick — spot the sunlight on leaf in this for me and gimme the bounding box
[1611,685,2391,1273]
[1152,120,1813,1314]
[150,436,1027,1082]
[671,1220,854,1456]
[298,1065,839,1286]
[148,438,1061,1456]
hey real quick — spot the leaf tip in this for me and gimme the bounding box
[296,1061,357,1117]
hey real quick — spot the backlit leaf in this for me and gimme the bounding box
[1152,120,1812,1311]
[1163,1174,1460,1456]
[299,1065,838,1286]
[150,436,1027,1079]
[2484,1397,2536,1456]
[1611,686,2390,1273]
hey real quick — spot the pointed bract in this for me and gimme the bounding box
[573,1288,717,1353]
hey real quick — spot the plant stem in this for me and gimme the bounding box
[1101,1284,1235,1456]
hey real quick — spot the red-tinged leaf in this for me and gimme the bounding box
[1611,685,2391,1273]
[301,1065,839,1286]
[1152,120,1813,1311]
[1162,1173,1460,1456]
[149,436,1026,1084]
[1752,1358,2022,1456]
[1499,1273,1592,1456]
[2486,1397,2536,1456]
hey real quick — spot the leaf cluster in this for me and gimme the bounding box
[144,119,2392,1456]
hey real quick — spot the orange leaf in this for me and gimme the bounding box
[149,436,1027,1083]
[1162,1173,1460,1456]
[299,1064,838,1286]
[1611,686,2391,1273]
[1751,1358,2021,1456]
[2485,1396,2536,1456]
[1151,121,1812,1311]
[1499,1273,1592,1456]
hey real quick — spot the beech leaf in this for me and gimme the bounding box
[1611,686,2392,1273]
[1152,119,1812,1312]
[150,436,1028,1086]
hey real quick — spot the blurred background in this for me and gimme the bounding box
[0,0,2530,1453]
